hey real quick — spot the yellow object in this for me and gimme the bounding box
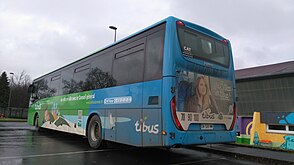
[246,121,253,135]
[250,112,286,145]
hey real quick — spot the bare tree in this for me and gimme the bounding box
[9,70,32,108]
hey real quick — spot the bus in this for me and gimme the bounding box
[28,16,237,149]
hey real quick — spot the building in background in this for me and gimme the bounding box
[235,61,294,150]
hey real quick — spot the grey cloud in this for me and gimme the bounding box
[0,0,293,79]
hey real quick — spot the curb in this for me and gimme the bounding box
[232,143,294,154]
[191,145,294,165]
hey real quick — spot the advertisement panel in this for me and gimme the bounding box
[176,71,234,130]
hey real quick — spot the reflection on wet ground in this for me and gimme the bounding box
[0,122,262,165]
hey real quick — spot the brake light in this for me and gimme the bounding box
[176,21,185,27]
[229,103,237,130]
[171,96,184,130]
[222,39,228,45]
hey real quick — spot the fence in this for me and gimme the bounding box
[0,107,28,119]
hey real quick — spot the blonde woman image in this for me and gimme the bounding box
[184,76,219,113]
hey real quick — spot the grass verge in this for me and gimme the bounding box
[0,118,27,122]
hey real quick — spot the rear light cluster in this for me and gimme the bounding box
[171,96,184,130]
[176,21,185,27]
[222,39,229,45]
[229,103,237,130]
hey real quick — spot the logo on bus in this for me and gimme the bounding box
[104,96,132,104]
[34,102,42,110]
[135,119,159,135]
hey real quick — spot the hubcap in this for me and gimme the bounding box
[91,122,100,142]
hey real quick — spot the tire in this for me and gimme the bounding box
[87,115,102,149]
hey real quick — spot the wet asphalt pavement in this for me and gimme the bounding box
[0,122,263,165]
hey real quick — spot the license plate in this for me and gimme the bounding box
[201,124,213,130]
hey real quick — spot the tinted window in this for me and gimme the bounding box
[61,67,74,94]
[50,74,61,95]
[62,63,90,94]
[35,78,56,99]
[201,39,212,54]
[83,67,116,91]
[91,52,113,74]
[177,25,230,67]
[73,64,90,82]
[34,23,166,96]
[113,41,145,85]
[144,30,164,81]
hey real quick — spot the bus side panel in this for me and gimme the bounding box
[89,83,143,146]
[142,80,163,146]
[142,109,162,146]
[116,109,142,146]
[104,109,116,142]
[28,95,90,136]
[161,77,185,147]
[142,80,162,109]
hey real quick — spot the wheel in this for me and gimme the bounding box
[87,115,102,149]
[34,114,40,131]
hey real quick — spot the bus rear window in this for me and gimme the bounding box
[177,26,230,67]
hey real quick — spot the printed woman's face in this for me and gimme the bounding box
[197,78,206,96]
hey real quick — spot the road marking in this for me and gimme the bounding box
[170,158,226,165]
[0,149,132,160]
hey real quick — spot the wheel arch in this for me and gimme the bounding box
[86,112,103,137]
[33,112,39,126]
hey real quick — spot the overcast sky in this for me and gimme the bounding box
[0,0,293,79]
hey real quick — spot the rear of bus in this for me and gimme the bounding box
[163,17,236,147]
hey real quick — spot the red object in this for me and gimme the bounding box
[260,140,272,143]
[171,96,184,130]
[222,39,228,44]
[176,21,185,27]
[229,103,237,130]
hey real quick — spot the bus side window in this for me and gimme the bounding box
[34,78,54,99]
[113,41,145,85]
[61,67,74,94]
[144,30,165,81]
[50,74,61,96]
[73,64,90,85]
[90,52,115,89]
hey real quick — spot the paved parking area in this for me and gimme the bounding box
[0,122,262,165]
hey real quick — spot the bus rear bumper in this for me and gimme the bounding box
[183,131,236,145]
[165,131,236,147]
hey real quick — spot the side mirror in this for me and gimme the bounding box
[28,84,35,93]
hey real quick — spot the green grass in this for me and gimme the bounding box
[0,118,27,122]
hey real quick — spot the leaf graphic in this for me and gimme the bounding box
[54,117,70,127]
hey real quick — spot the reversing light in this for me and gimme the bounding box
[176,21,185,27]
